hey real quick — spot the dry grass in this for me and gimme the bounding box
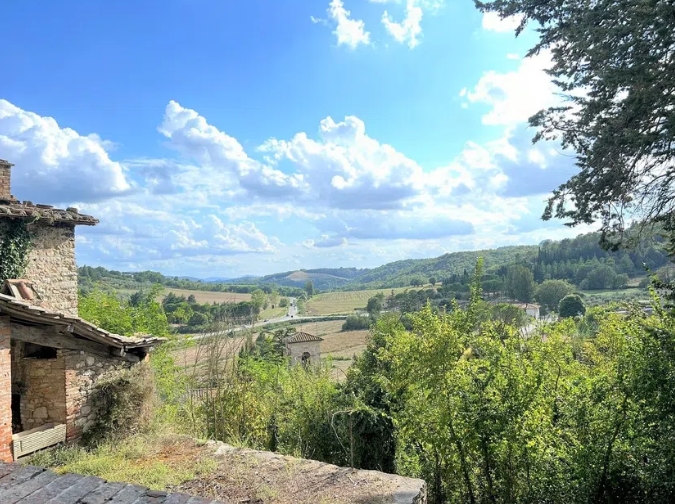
[176,442,405,504]
[24,434,217,491]
[160,288,252,304]
[173,320,370,382]
[299,320,370,382]
[305,287,412,316]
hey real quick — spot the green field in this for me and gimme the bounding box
[579,287,650,307]
[305,287,417,316]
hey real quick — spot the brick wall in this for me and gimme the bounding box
[24,222,78,317]
[0,160,12,200]
[0,317,12,462]
[63,350,133,441]
[10,342,67,431]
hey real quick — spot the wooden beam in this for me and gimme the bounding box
[9,324,137,362]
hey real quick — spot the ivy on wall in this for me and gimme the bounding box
[0,219,32,281]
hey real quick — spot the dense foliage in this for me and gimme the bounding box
[476,0,675,252]
[77,258,675,503]
[78,265,305,298]
[0,219,32,282]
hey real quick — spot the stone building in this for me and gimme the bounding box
[283,331,322,366]
[0,159,163,462]
[509,302,541,319]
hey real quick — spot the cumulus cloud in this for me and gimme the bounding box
[382,0,424,48]
[327,0,370,49]
[0,99,132,204]
[315,211,475,241]
[463,51,557,126]
[303,235,349,249]
[481,12,523,33]
[0,91,575,276]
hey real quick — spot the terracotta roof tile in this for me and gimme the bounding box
[0,293,164,350]
[0,200,98,226]
[284,331,323,344]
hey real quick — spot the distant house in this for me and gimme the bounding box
[510,303,541,319]
[0,159,164,462]
[283,332,322,366]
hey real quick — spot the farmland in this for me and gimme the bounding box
[172,320,370,382]
[160,288,252,304]
[305,287,416,316]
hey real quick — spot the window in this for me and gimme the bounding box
[24,343,57,359]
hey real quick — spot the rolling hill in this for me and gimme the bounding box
[79,227,671,295]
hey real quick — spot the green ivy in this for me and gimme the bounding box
[0,219,32,281]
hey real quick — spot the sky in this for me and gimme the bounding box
[0,0,593,278]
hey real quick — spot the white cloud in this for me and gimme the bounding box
[464,51,557,126]
[382,0,424,48]
[481,12,523,33]
[327,0,370,49]
[0,99,132,203]
[0,94,578,277]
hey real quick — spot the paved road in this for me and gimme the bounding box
[188,298,346,340]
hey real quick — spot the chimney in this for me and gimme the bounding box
[0,159,13,201]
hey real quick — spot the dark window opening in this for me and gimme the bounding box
[301,352,311,367]
[11,394,21,433]
[24,343,57,359]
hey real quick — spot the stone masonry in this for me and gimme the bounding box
[11,341,67,431]
[286,340,321,366]
[63,349,132,441]
[24,222,79,318]
[0,160,11,200]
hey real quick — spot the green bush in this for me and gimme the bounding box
[83,363,156,445]
[342,315,371,331]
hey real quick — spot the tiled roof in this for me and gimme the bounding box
[0,293,164,350]
[0,199,98,226]
[0,463,226,503]
[284,331,323,344]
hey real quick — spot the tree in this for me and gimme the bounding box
[490,303,528,328]
[366,294,384,316]
[558,294,586,318]
[429,277,436,286]
[410,278,424,287]
[188,312,209,327]
[279,297,289,308]
[535,279,575,312]
[250,289,266,311]
[505,265,536,303]
[476,0,675,250]
[304,280,315,297]
[268,289,279,308]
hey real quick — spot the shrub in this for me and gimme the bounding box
[83,363,155,445]
[342,315,371,331]
[559,294,586,318]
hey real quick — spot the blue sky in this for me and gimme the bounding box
[0,0,589,277]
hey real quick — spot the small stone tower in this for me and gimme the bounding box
[0,159,98,317]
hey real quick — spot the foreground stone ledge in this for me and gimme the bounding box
[200,440,427,504]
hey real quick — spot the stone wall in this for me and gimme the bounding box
[10,340,67,431]
[0,161,11,200]
[63,350,133,440]
[286,341,321,366]
[24,222,78,318]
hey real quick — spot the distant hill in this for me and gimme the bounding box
[254,268,370,290]
[79,226,672,295]
[343,246,539,289]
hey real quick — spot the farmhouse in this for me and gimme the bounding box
[283,331,322,366]
[0,159,163,462]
